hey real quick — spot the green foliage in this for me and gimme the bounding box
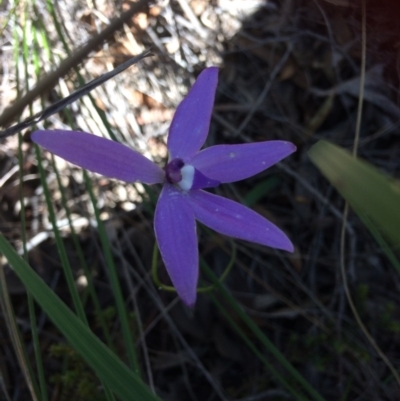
[243,177,281,207]
[308,141,400,256]
[381,303,400,334]
[288,328,372,373]
[0,234,160,401]
[50,344,106,401]
[95,307,117,330]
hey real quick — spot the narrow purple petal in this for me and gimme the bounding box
[32,130,164,184]
[167,67,218,161]
[187,190,294,252]
[154,184,199,306]
[191,141,296,183]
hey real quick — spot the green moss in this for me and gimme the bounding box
[49,344,107,401]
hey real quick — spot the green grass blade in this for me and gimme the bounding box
[208,291,308,400]
[50,153,116,347]
[13,4,45,399]
[0,265,40,401]
[45,0,119,142]
[201,260,327,401]
[308,140,400,249]
[35,145,88,324]
[243,176,281,208]
[356,208,400,274]
[0,235,160,401]
[83,171,140,373]
[18,131,45,401]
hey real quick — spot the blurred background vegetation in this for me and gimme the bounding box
[0,0,400,400]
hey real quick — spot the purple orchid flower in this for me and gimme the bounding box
[32,67,296,307]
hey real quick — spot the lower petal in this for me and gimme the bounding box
[154,184,199,306]
[187,190,294,252]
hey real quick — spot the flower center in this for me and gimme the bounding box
[165,158,195,191]
[165,158,184,184]
[165,158,220,191]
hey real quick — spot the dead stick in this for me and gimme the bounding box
[0,0,150,128]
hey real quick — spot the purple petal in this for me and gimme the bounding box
[32,130,164,184]
[191,141,296,183]
[167,67,218,161]
[191,168,220,190]
[154,184,199,306]
[187,190,294,252]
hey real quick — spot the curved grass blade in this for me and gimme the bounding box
[308,140,400,248]
[0,50,151,139]
[0,235,160,401]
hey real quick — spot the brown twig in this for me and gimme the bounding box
[0,0,151,129]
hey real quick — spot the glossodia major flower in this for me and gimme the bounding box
[32,67,296,307]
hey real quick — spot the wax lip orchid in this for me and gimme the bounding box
[32,67,296,307]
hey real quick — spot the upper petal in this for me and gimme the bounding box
[32,130,164,184]
[191,141,296,183]
[187,190,294,252]
[167,67,218,161]
[154,184,199,306]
